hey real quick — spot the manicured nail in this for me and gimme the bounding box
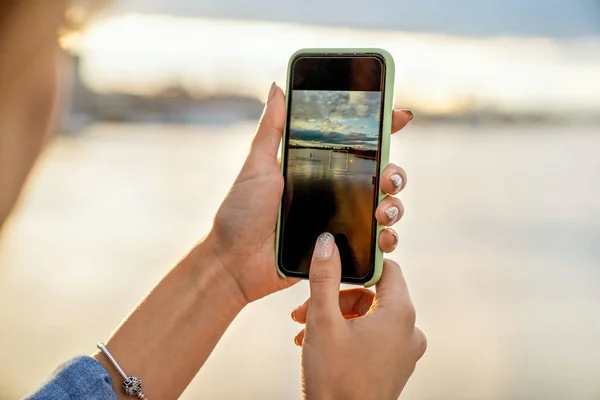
[385,206,399,223]
[313,232,334,260]
[291,310,297,322]
[294,336,301,346]
[403,109,413,121]
[391,174,403,190]
[266,82,277,103]
[389,229,399,245]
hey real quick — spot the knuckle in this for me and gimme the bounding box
[415,329,428,358]
[313,312,336,328]
[307,309,338,330]
[402,303,417,327]
[309,263,335,284]
[270,173,284,192]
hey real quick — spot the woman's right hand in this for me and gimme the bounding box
[291,233,427,400]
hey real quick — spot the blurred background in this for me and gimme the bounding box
[1,0,600,399]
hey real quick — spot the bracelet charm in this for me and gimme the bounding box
[97,342,147,400]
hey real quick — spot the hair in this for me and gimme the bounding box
[0,0,109,230]
[63,0,113,38]
[0,0,110,39]
[0,1,19,30]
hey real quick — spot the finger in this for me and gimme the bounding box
[308,233,342,323]
[251,83,285,158]
[392,109,413,134]
[292,288,375,324]
[291,300,308,323]
[413,326,428,359]
[375,196,404,226]
[338,288,375,318]
[380,163,407,195]
[294,329,306,347]
[379,228,399,253]
[375,259,413,309]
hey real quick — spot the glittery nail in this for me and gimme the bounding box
[403,109,414,121]
[385,207,399,223]
[313,232,334,260]
[391,174,403,190]
[389,229,399,245]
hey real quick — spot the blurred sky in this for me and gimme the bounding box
[109,0,600,37]
[74,0,600,116]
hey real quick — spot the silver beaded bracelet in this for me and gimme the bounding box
[97,343,148,400]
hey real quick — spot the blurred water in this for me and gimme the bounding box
[0,122,599,399]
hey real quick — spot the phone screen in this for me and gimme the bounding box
[279,54,386,282]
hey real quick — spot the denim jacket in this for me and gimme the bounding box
[26,356,117,400]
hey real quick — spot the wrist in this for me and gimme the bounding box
[189,237,249,312]
[94,239,249,399]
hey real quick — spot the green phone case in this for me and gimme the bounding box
[275,48,395,288]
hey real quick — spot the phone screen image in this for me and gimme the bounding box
[279,55,385,282]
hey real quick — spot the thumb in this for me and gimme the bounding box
[251,82,285,159]
[308,233,342,321]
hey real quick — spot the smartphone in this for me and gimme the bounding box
[275,48,395,287]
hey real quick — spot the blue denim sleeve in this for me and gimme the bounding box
[25,356,118,400]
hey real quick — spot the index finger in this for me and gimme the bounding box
[375,259,413,308]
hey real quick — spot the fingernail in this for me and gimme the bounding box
[403,109,413,121]
[391,174,403,190]
[313,232,334,260]
[291,310,297,322]
[266,82,277,104]
[294,336,301,346]
[385,206,399,223]
[389,229,399,245]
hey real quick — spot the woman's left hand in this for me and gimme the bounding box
[206,83,413,303]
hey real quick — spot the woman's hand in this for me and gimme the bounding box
[90,83,413,400]
[206,83,413,303]
[292,235,427,400]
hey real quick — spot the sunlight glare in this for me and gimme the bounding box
[79,14,600,115]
